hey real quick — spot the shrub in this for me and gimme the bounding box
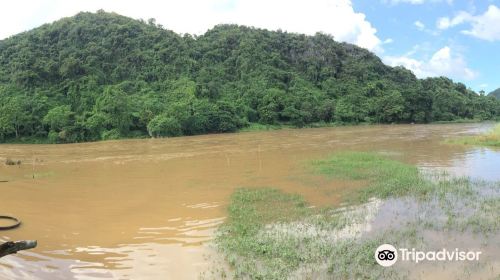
[147,115,182,137]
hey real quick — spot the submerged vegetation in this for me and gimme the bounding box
[311,152,431,202]
[214,152,499,279]
[4,158,21,166]
[448,123,500,147]
[1,11,500,143]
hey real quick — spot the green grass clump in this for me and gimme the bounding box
[447,123,500,147]
[216,188,312,279]
[312,152,433,202]
[458,196,500,234]
[224,188,309,235]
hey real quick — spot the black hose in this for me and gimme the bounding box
[0,216,21,230]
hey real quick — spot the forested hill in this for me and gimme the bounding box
[1,11,499,143]
[489,88,500,99]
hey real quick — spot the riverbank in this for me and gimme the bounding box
[212,152,500,279]
[2,119,493,145]
[239,119,493,132]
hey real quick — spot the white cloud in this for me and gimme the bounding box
[386,0,453,5]
[461,5,500,41]
[437,17,451,29]
[413,20,440,35]
[437,5,500,41]
[0,0,383,52]
[388,0,424,4]
[414,20,425,30]
[384,46,478,80]
[383,38,394,44]
[437,11,472,29]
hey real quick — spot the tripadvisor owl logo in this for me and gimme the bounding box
[375,244,398,267]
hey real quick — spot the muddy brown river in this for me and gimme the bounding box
[0,123,498,279]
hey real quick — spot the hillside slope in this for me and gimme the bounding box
[0,11,499,143]
[489,88,500,99]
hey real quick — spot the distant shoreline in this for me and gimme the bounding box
[1,120,495,145]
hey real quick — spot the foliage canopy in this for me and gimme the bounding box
[1,11,499,143]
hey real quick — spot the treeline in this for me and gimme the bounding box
[0,11,499,143]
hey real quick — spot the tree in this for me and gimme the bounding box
[94,87,132,134]
[375,90,404,123]
[0,96,29,138]
[43,105,73,131]
[147,115,182,137]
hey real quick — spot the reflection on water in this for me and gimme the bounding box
[0,123,499,279]
[0,243,213,280]
[425,148,500,181]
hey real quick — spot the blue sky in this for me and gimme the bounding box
[0,0,498,93]
[354,0,499,93]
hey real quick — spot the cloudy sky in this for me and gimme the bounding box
[0,0,498,92]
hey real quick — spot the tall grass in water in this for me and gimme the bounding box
[311,152,433,203]
[448,123,500,147]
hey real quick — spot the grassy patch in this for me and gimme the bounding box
[447,123,500,147]
[224,188,310,233]
[311,152,434,203]
[457,196,500,234]
[215,188,312,278]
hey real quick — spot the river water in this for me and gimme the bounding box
[0,123,498,279]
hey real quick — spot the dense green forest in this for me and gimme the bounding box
[489,88,500,99]
[1,11,499,143]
